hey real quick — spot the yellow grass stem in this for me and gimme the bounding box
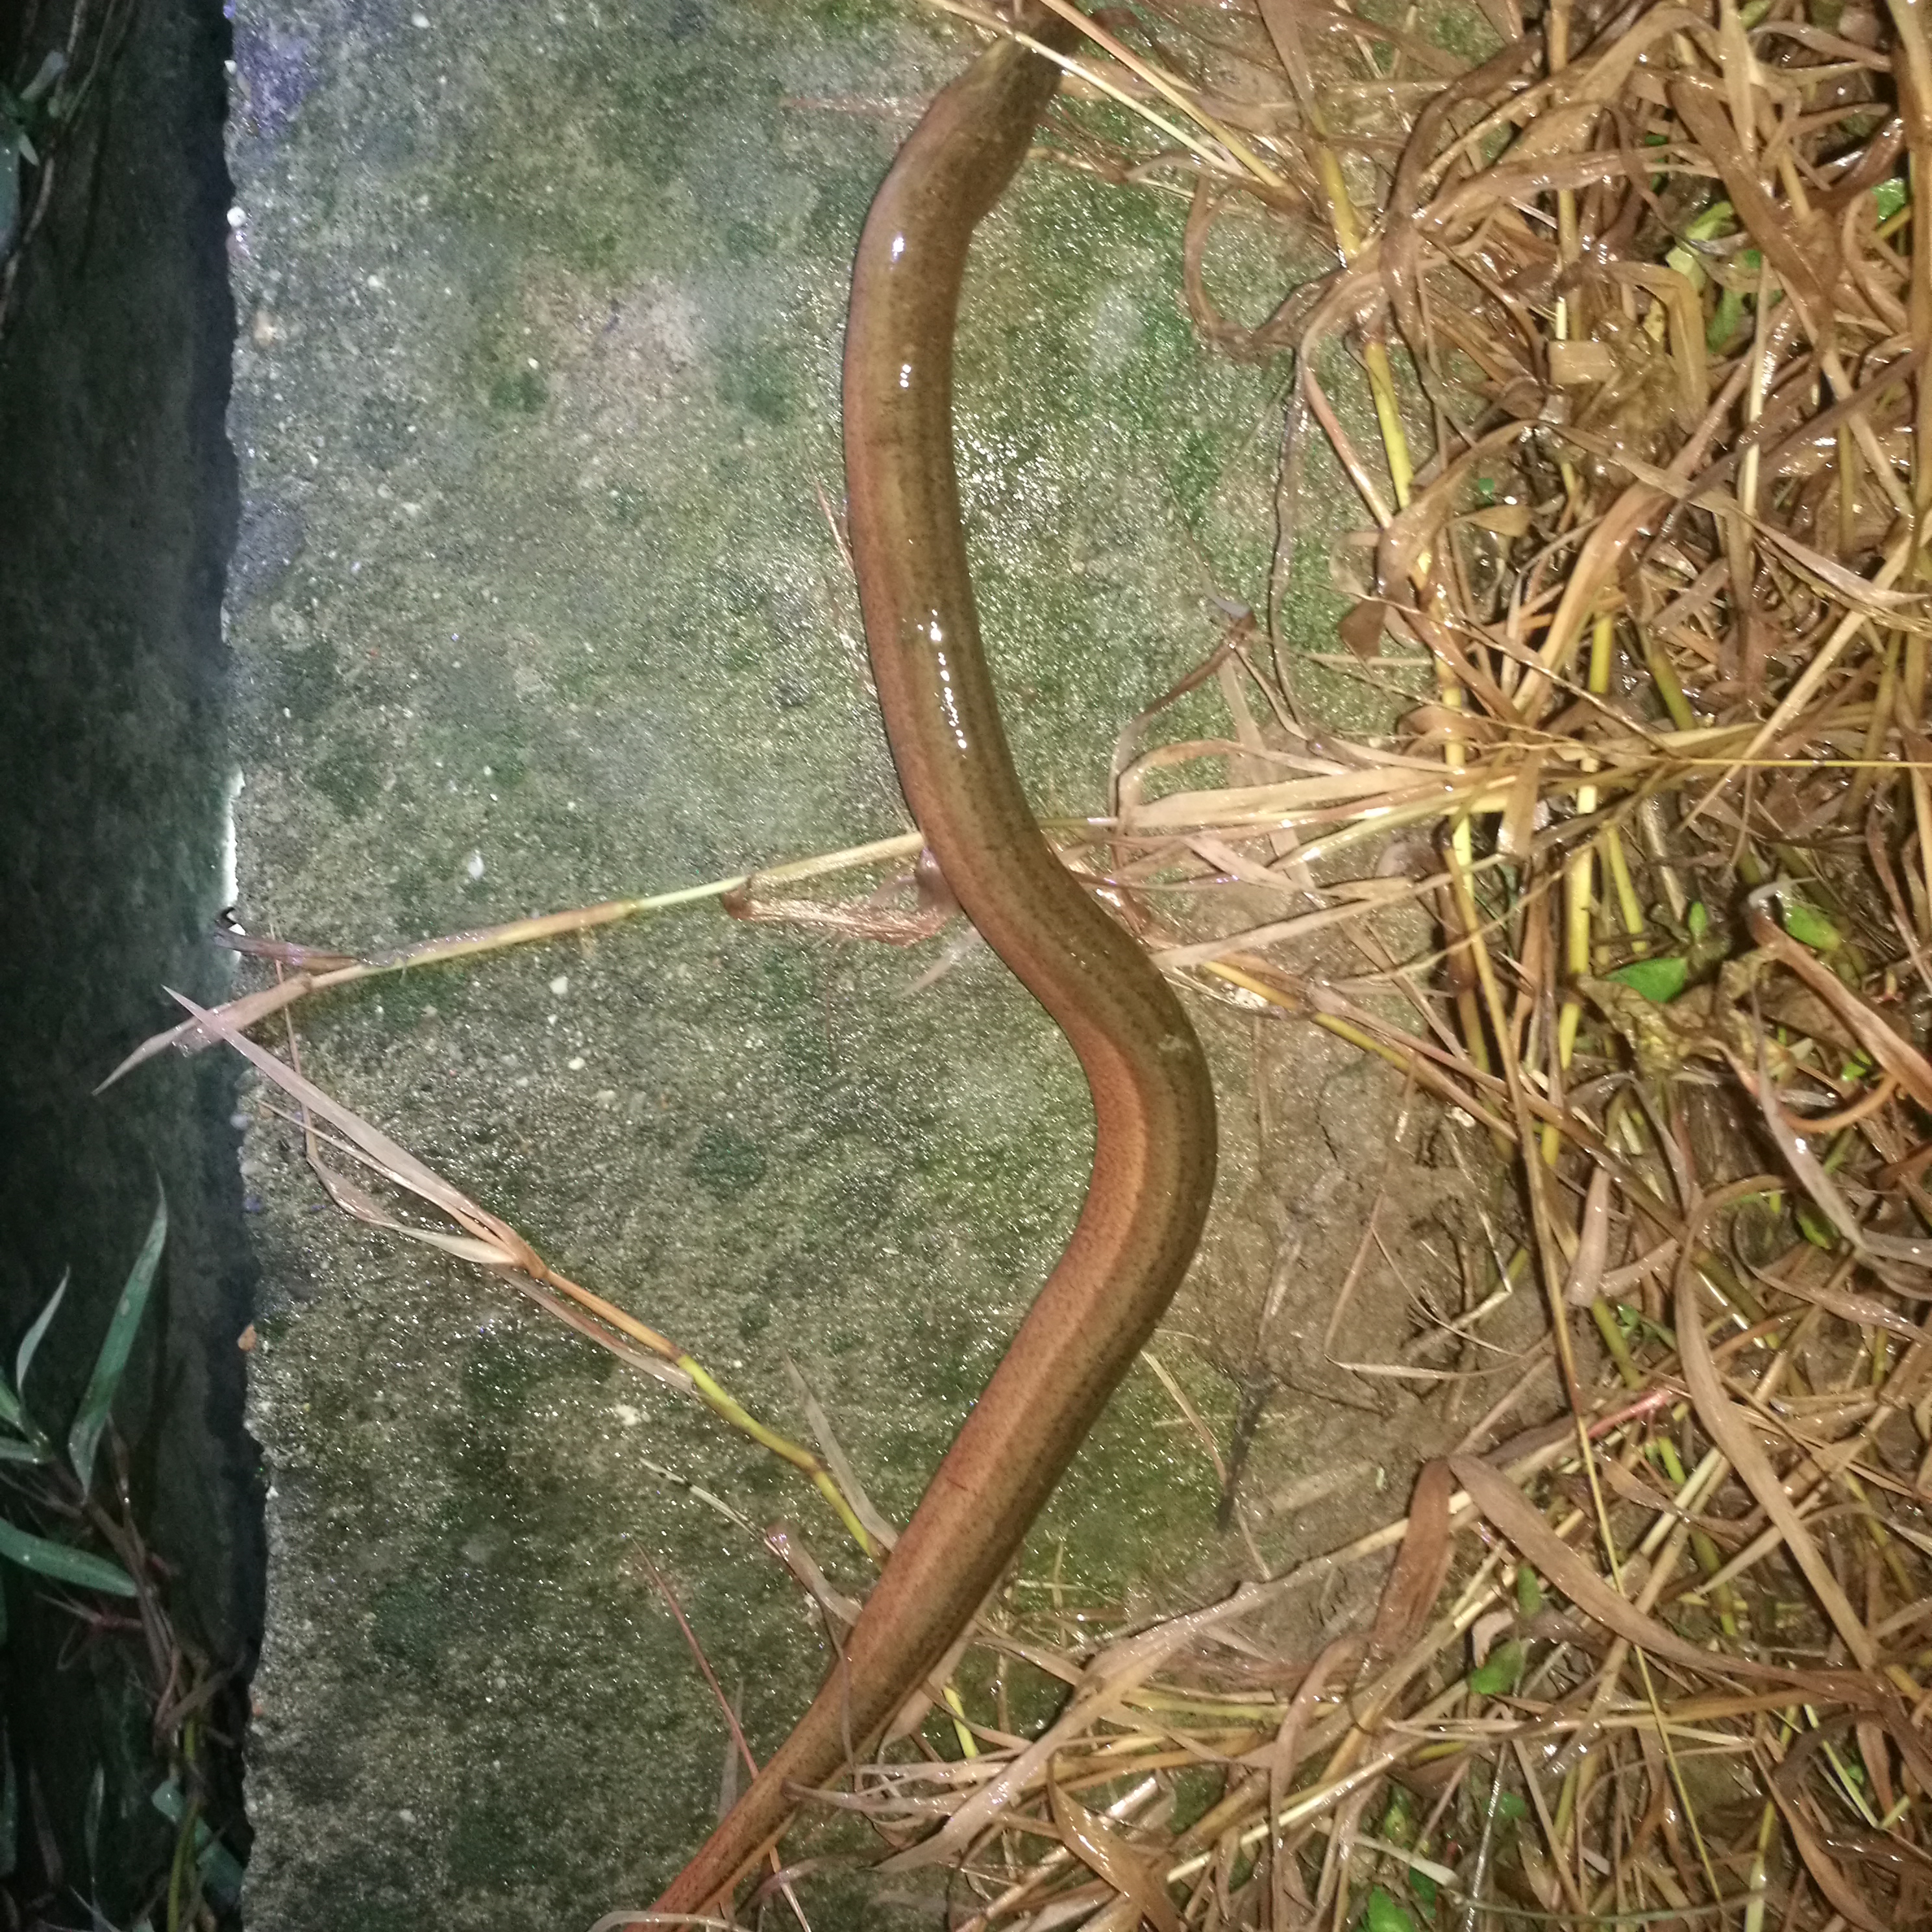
[679,1357,883,1559]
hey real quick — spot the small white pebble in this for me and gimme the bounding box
[366,273,385,290]
[594,1089,617,1106]
[549,974,569,996]
[612,1404,641,1428]
[226,205,246,229]
[411,10,430,24]
[566,1056,585,1071]
[465,850,485,880]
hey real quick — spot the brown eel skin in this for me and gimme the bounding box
[652,10,1217,1914]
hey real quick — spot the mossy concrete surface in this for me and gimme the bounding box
[227,3,1300,1925]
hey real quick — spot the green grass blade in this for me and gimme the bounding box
[13,1268,67,1416]
[151,1780,247,1903]
[0,1375,21,1438]
[0,1439,48,1465]
[68,1190,167,1492]
[0,1516,136,1596]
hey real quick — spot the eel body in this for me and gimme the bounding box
[653,14,1217,1913]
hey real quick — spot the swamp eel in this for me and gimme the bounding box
[654,9,1217,1912]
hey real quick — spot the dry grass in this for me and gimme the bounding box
[760,1,1932,1924]
[114,0,1932,1923]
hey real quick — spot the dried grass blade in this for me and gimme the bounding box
[889,1582,1280,1869]
[1365,1460,1454,1665]
[1673,1261,1880,1670]
[1498,752,1545,861]
[1563,1163,1614,1308]
[172,991,541,1270]
[1670,79,1829,332]
[1046,1766,1183,1932]
[1763,1778,1889,1932]
[1740,1048,1908,1272]
[92,1014,207,1094]
[783,1361,898,1552]
[1122,765,1444,834]
[1754,1260,1932,1342]
[1446,1455,1866,1696]
[1152,891,1413,972]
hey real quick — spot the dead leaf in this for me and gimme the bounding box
[1674,1259,1879,1670]
[1447,1455,1877,1700]
[1366,1461,1454,1666]
[1048,1765,1183,1932]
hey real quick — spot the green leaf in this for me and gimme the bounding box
[0,1377,21,1438]
[0,134,21,258]
[68,1189,166,1493]
[1876,177,1909,222]
[19,51,65,108]
[0,1515,136,1596]
[1707,283,1750,353]
[1663,243,1704,291]
[1497,1789,1529,1822]
[151,1779,248,1903]
[1685,199,1737,242]
[1515,1565,1544,1618]
[1687,899,1709,939]
[1470,1637,1528,1697]
[1366,1886,1418,1932]
[84,1764,103,1887]
[1380,1787,1416,1847]
[14,1269,66,1414]
[1407,1864,1438,1912]
[1604,954,1689,1003]
[0,1439,49,1465]
[1781,897,1842,952]
[1796,1200,1839,1250]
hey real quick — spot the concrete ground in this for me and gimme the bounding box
[224,3,1442,1926]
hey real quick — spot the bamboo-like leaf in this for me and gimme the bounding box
[14,1269,66,1413]
[68,1190,167,1492]
[0,1516,136,1596]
